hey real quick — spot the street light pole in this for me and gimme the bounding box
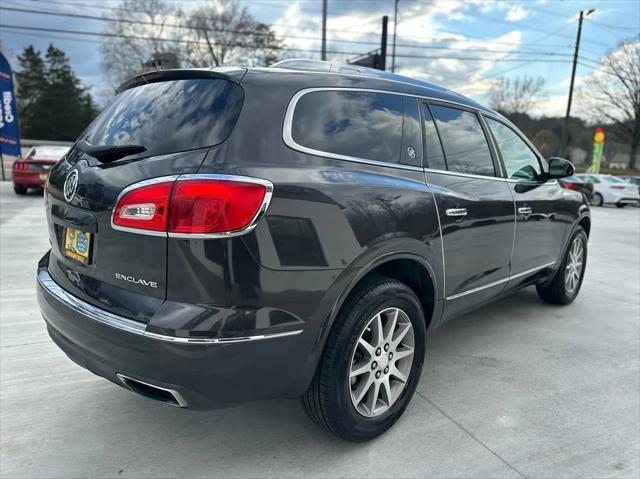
[321,0,328,61]
[391,0,399,72]
[559,9,594,157]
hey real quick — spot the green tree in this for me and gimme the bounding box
[15,44,98,141]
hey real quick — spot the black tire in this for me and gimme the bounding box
[536,226,588,305]
[302,276,426,442]
[591,193,603,207]
[616,203,625,208]
[13,185,27,195]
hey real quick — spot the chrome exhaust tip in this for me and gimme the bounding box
[116,373,187,408]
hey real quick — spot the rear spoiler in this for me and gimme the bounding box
[116,67,247,94]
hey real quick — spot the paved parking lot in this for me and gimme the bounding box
[1,181,638,479]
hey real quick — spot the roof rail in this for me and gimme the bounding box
[270,58,452,95]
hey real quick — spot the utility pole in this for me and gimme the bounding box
[380,16,388,71]
[391,0,399,72]
[321,0,328,61]
[559,9,594,157]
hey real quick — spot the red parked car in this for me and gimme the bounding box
[12,145,70,195]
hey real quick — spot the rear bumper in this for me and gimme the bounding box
[615,197,640,205]
[13,171,48,187]
[37,266,314,410]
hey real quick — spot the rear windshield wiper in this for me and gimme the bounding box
[77,139,146,163]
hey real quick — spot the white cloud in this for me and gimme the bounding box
[506,5,530,22]
[271,0,526,105]
[529,93,568,117]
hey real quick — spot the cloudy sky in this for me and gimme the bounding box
[0,0,638,117]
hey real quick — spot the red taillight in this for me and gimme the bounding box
[610,185,626,190]
[113,181,174,232]
[169,180,267,235]
[112,176,271,236]
[13,161,26,171]
[564,181,580,191]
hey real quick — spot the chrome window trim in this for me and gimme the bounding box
[110,174,274,239]
[424,168,508,183]
[38,270,303,344]
[283,87,490,173]
[445,261,555,301]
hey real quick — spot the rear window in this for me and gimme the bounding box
[81,79,243,159]
[603,176,625,183]
[291,90,403,164]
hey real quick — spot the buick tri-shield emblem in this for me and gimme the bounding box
[63,170,79,202]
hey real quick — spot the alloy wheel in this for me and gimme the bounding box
[349,307,415,418]
[565,237,584,294]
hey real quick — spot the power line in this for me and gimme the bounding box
[0,5,576,58]
[0,24,575,64]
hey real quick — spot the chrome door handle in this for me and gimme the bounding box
[446,208,468,217]
[518,207,533,215]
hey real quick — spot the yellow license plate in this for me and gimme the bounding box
[64,228,92,265]
[39,173,48,181]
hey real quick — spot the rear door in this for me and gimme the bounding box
[483,116,568,277]
[45,75,244,321]
[423,102,515,319]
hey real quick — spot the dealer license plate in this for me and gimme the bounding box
[64,227,92,265]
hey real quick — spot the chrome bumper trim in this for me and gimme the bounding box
[37,270,303,344]
[446,261,556,301]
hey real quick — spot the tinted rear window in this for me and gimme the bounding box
[291,90,403,164]
[81,79,243,159]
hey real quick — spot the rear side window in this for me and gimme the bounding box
[422,104,447,170]
[400,96,423,167]
[291,90,403,164]
[82,79,244,159]
[430,104,495,177]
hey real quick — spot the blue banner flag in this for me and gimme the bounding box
[0,51,21,157]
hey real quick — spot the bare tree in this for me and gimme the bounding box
[489,75,546,115]
[183,0,284,67]
[100,0,285,93]
[579,38,640,170]
[100,0,185,89]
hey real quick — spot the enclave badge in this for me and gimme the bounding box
[63,170,79,202]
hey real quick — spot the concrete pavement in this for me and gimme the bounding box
[1,182,638,478]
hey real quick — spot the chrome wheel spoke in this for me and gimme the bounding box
[391,322,411,348]
[384,308,399,342]
[365,381,381,415]
[371,313,384,346]
[354,373,374,404]
[381,376,392,404]
[393,347,414,361]
[350,360,371,379]
[358,337,375,357]
[390,365,408,383]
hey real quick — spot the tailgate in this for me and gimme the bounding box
[43,74,244,322]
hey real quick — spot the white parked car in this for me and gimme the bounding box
[575,174,640,207]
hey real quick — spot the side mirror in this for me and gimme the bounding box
[547,157,574,179]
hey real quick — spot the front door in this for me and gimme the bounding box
[483,116,568,279]
[424,103,515,320]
